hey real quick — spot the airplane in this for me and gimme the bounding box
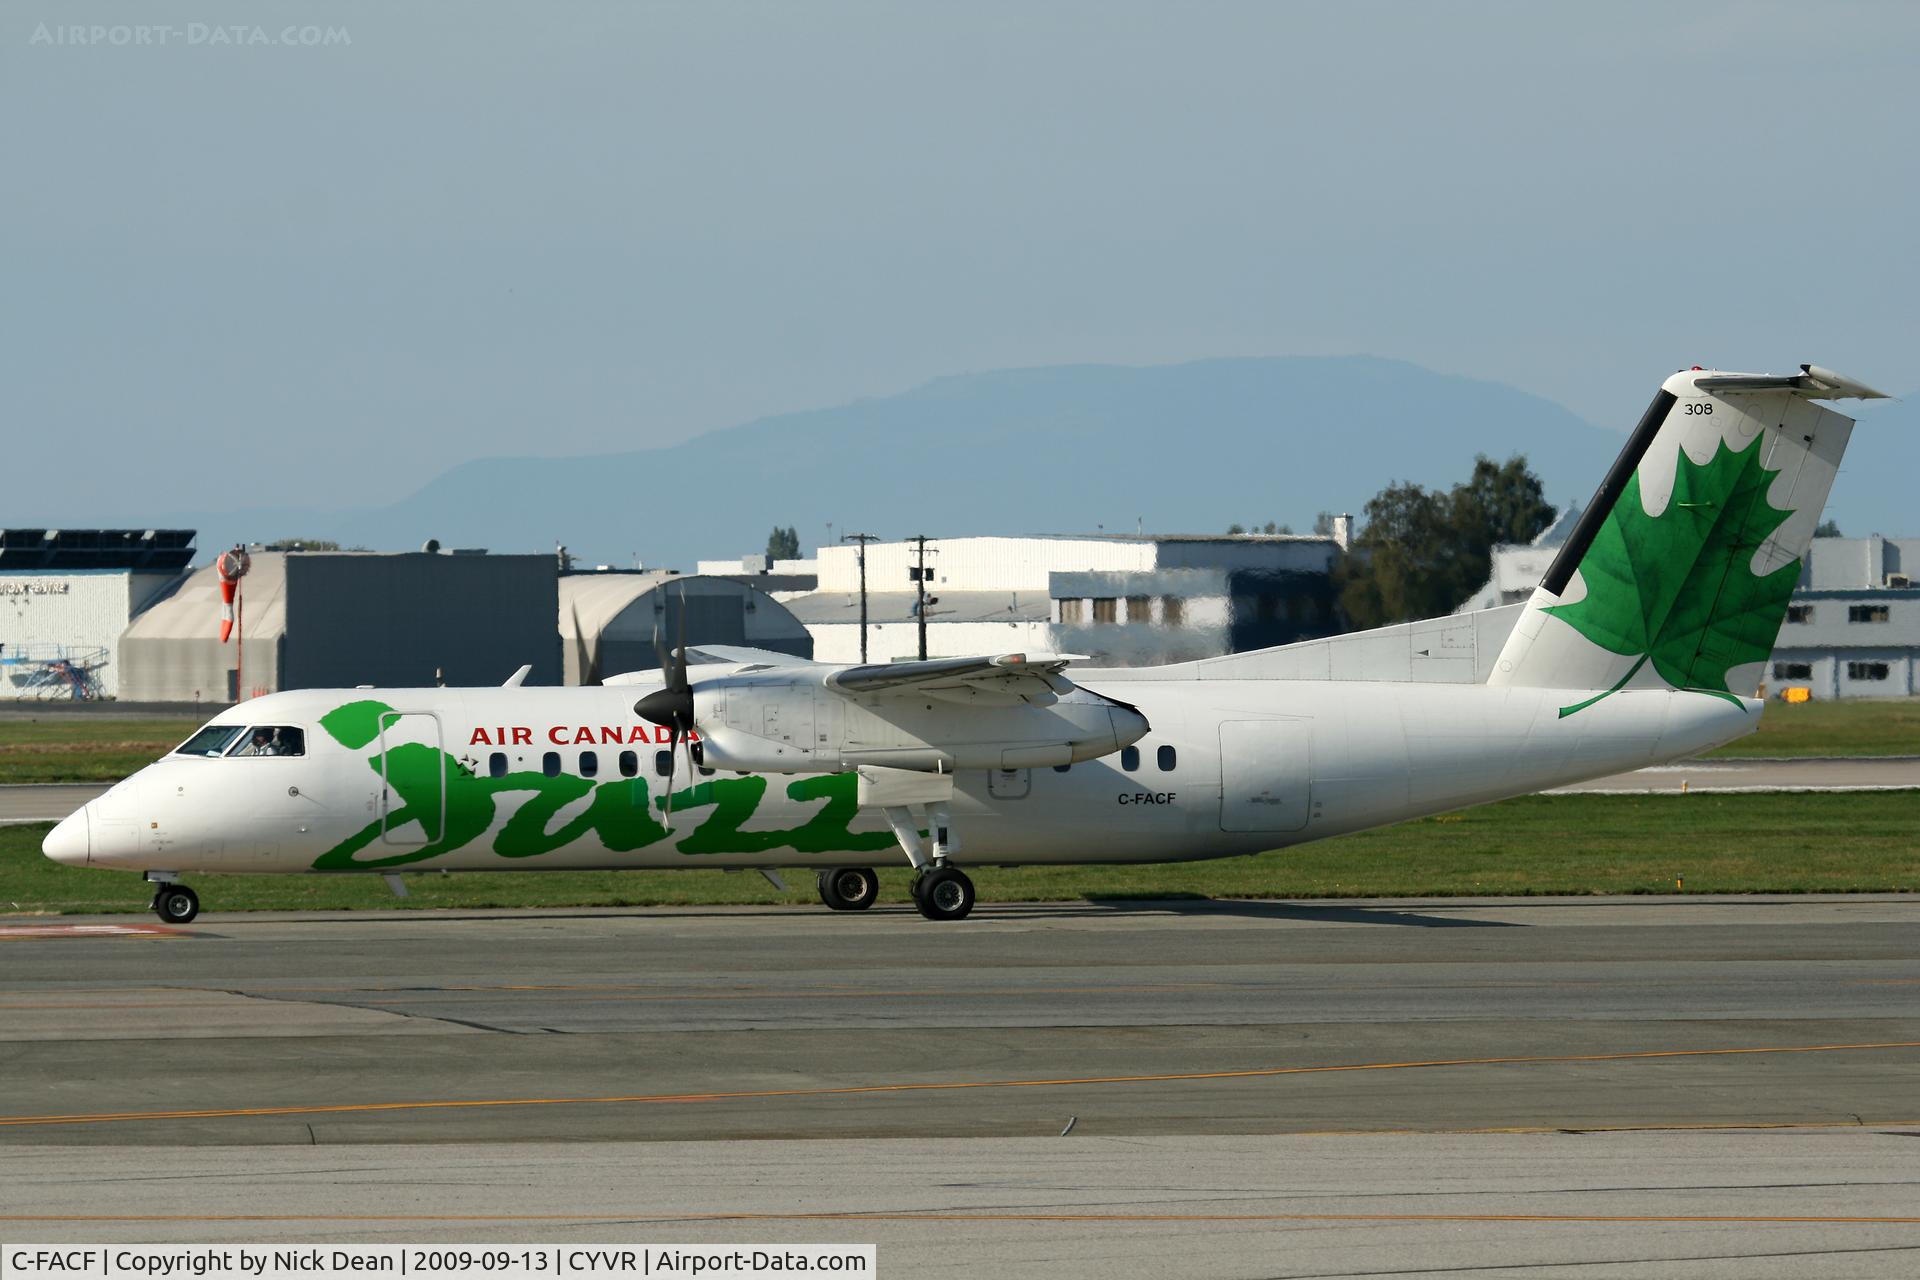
[42,363,1886,924]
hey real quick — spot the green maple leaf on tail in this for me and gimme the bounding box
[1545,437,1801,718]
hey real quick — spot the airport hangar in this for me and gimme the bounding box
[0,528,196,700]
[98,548,809,703]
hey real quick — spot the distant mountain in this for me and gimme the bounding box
[142,356,1641,568]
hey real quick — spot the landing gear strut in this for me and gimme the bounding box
[817,866,880,911]
[151,883,200,924]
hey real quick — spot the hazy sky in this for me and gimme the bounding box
[5,1,1916,517]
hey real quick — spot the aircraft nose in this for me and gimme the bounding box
[42,803,90,866]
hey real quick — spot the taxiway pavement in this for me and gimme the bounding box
[1550,755,1920,793]
[3,897,1919,1275]
[0,783,105,824]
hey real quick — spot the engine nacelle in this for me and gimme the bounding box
[690,673,1147,774]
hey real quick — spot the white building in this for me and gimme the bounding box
[1769,536,1920,699]
[777,532,1347,665]
[0,530,195,700]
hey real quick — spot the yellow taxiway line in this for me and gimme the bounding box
[2,1040,1916,1129]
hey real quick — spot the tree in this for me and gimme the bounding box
[1814,518,1842,538]
[1338,454,1556,628]
[766,525,800,560]
[1226,523,1246,535]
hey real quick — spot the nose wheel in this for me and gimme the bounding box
[911,865,975,921]
[152,884,200,925]
[817,867,880,911]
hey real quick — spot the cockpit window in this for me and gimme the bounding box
[175,725,247,757]
[227,726,306,758]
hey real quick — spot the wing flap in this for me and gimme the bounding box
[825,652,1087,698]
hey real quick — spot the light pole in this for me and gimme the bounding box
[841,533,880,663]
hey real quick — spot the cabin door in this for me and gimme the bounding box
[1219,720,1311,832]
[378,712,446,846]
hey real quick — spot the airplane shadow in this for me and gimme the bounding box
[1014,897,1525,928]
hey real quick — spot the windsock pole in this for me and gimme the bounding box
[216,547,252,703]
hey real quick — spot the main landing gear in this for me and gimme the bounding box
[910,864,976,922]
[151,883,200,924]
[852,765,978,922]
[817,866,880,911]
[882,793,975,922]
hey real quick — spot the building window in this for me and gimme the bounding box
[579,750,598,778]
[619,750,638,778]
[1058,598,1085,624]
[1127,595,1152,623]
[541,751,562,778]
[1849,605,1890,623]
[1157,745,1177,771]
[1162,596,1185,627]
[1785,605,1813,624]
[1092,597,1118,624]
[1120,746,1140,771]
[1773,662,1813,680]
[489,752,508,778]
[1848,661,1891,681]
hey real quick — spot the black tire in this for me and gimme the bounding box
[817,867,880,911]
[912,866,975,922]
[153,885,200,925]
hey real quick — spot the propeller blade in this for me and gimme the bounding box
[674,582,690,692]
[653,615,671,680]
[662,724,678,831]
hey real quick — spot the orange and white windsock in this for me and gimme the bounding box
[216,548,251,644]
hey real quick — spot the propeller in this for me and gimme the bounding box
[634,585,694,829]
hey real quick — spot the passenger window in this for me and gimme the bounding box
[229,726,306,758]
[580,750,599,778]
[1158,745,1177,772]
[489,752,508,778]
[542,751,561,778]
[655,750,673,777]
[619,750,638,778]
[1120,746,1140,771]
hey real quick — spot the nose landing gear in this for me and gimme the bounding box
[151,883,200,925]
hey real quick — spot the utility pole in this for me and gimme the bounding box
[908,534,938,660]
[841,533,880,663]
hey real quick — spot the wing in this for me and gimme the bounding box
[825,652,1089,701]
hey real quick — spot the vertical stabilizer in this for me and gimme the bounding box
[1488,365,1884,714]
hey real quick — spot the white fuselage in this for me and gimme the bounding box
[47,675,1756,877]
